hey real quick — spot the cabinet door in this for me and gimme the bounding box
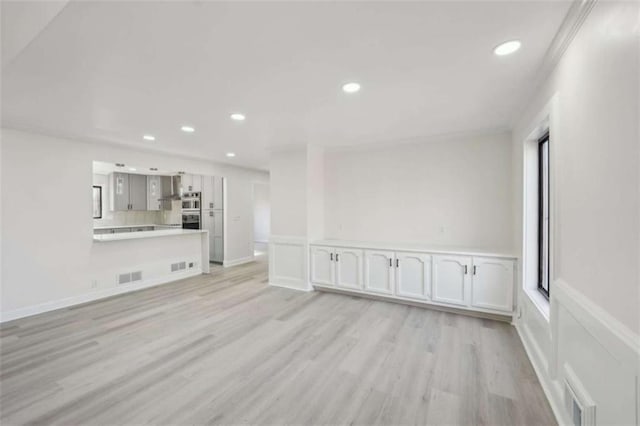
[181,174,192,193]
[146,176,162,211]
[191,175,203,192]
[395,251,431,300]
[364,250,395,295]
[471,257,514,312]
[212,210,224,262]
[432,255,471,307]
[201,176,214,209]
[111,172,130,211]
[202,210,215,262]
[335,248,363,290]
[213,176,223,209]
[128,174,148,211]
[310,246,335,286]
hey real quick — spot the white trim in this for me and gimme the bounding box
[269,281,314,292]
[515,320,566,426]
[554,279,640,365]
[0,270,202,323]
[223,256,255,268]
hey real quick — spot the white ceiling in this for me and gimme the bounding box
[1,1,572,170]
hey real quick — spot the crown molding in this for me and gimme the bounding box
[511,0,598,125]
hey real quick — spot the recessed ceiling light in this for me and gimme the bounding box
[226,152,236,157]
[494,40,521,56]
[342,82,361,93]
[230,113,246,121]
[181,125,195,133]
[143,135,155,141]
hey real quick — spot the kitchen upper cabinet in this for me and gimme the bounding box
[213,176,223,209]
[364,250,395,295]
[110,173,147,211]
[470,257,514,312]
[202,176,213,209]
[310,246,335,286]
[111,172,130,211]
[395,252,431,301]
[182,174,202,193]
[128,174,147,210]
[335,248,363,290]
[432,255,471,307]
[146,176,162,211]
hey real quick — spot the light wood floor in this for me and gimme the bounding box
[0,258,556,425]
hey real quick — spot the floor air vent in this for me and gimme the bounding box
[563,366,595,426]
[171,261,187,272]
[117,271,143,285]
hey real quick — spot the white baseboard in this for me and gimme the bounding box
[223,256,255,267]
[515,322,566,425]
[0,269,202,323]
[269,281,313,292]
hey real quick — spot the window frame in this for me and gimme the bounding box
[537,131,550,299]
[93,185,103,219]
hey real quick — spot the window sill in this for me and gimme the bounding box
[524,287,550,321]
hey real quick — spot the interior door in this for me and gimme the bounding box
[395,251,431,300]
[111,172,130,211]
[129,174,147,211]
[335,248,363,290]
[470,257,514,312]
[310,246,335,286]
[432,255,471,306]
[364,250,395,295]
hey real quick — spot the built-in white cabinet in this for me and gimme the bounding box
[364,250,395,295]
[309,242,515,316]
[395,251,431,300]
[202,210,224,263]
[310,246,362,289]
[470,257,514,312]
[432,255,471,307]
[146,176,162,211]
[335,248,363,290]
[202,176,223,210]
[110,173,147,211]
[181,174,203,193]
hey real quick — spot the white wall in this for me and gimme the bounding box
[324,132,513,250]
[269,148,308,237]
[513,0,639,335]
[512,2,639,425]
[0,128,268,316]
[253,183,270,243]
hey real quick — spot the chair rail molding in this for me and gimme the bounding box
[515,277,639,426]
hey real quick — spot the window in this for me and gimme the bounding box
[538,132,550,298]
[93,186,102,219]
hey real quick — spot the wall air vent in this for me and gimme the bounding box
[563,365,596,426]
[171,261,187,272]
[117,271,143,285]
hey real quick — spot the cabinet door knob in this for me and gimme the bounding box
[330,253,333,261]
[473,265,477,275]
[389,258,392,267]
[464,265,468,274]
[396,259,399,268]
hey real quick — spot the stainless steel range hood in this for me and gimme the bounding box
[159,175,182,201]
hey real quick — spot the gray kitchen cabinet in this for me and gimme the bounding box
[182,174,203,193]
[202,176,214,209]
[146,175,163,211]
[111,172,130,211]
[129,174,147,210]
[110,173,148,211]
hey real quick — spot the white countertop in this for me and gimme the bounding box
[93,228,207,242]
[94,224,180,230]
[310,239,517,258]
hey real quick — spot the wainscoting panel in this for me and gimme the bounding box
[268,236,311,291]
[516,279,639,426]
